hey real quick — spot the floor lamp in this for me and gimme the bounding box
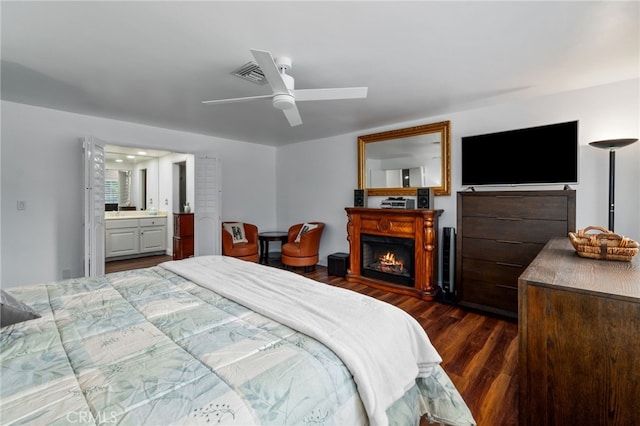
[589,138,638,232]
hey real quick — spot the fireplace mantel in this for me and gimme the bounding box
[345,208,442,300]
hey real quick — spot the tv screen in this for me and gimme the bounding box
[461,120,578,186]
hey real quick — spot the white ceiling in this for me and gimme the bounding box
[2,1,638,147]
[104,145,174,163]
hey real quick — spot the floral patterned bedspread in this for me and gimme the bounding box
[1,266,475,425]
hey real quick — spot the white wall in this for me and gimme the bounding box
[276,134,358,261]
[2,79,638,287]
[277,79,640,266]
[1,101,277,288]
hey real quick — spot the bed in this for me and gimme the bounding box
[1,255,475,426]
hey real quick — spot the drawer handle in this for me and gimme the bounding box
[496,196,523,198]
[495,261,523,268]
[495,239,523,244]
[496,217,523,221]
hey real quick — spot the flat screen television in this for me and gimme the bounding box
[461,120,578,186]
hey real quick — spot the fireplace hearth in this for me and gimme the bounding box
[345,207,442,300]
[361,234,414,286]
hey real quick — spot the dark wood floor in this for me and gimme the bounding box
[105,255,519,426]
[105,254,173,273]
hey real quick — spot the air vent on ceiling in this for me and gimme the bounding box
[232,61,267,85]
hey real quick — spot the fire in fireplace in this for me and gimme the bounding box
[361,234,414,286]
[375,251,405,274]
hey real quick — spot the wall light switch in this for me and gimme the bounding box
[17,201,26,211]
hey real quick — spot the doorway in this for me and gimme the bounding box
[85,141,218,277]
[102,145,192,272]
[177,161,187,212]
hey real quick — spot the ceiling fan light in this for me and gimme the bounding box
[204,49,365,127]
[273,94,296,110]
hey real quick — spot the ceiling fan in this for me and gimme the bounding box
[202,49,368,127]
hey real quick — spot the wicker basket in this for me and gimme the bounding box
[568,226,639,262]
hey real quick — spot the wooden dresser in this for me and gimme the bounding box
[519,237,640,425]
[456,190,575,319]
[172,213,194,260]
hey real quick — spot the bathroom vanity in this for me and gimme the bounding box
[105,212,167,260]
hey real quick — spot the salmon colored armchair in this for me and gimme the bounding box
[281,222,325,272]
[221,222,259,262]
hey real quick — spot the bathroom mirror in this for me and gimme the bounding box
[358,121,450,196]
[105,146,161,211]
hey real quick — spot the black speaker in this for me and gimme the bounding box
[354,189,366,207]
[416,187,434,209]
[438,227,456,304]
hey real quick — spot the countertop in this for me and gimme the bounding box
[105,211,167,220]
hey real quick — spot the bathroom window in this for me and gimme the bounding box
[105,169,131,206]
[105,177,119,204]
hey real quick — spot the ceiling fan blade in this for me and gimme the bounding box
[294,87,368,102]
[282,105,302,127]
[202,94,273,105]
[250,49,289,94]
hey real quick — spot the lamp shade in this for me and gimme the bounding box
[589,138,638,150]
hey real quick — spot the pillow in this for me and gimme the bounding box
[295,223,319,243]
[223,222,248,243]
[1,289,40,327]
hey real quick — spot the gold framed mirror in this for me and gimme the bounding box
[358,120,450,196]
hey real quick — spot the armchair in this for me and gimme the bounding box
[281,222,325,272]
[221,222,259,262]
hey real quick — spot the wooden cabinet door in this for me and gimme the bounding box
[140,226,166,253]
[106,228,139,257]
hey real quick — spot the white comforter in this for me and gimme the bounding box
[161,255,443,426]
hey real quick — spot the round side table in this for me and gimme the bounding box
[258,231,288,264]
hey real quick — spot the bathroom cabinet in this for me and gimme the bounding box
[106,216,166,259]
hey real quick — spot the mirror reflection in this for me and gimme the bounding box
[358,121,450,196]
[104,146,166,212]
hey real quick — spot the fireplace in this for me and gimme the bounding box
[345,207,442,300]
[361,234,414,286]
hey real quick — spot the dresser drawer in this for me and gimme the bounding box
[106,219,139,229]
[462,258,525,288]
[140,217,166,227]
[461,238,544,264]
[461,216,568,243]
[460,278,519,314]
[461,195,569,220]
